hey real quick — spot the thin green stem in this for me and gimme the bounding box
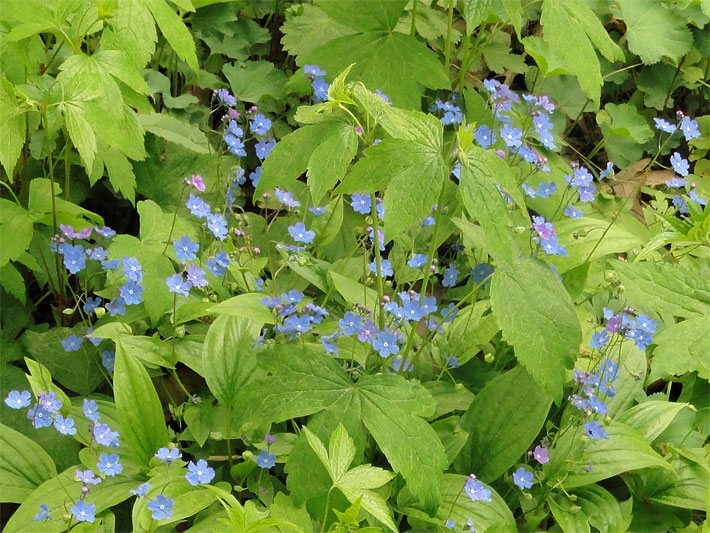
[162,184,188,255]
[370,194,385,329]
[63,128,72,200]
[409,0,418,36]
[320,487,333,533]
[443,0,455,73]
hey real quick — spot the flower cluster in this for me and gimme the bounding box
[591,307,657,352]
[531,216,566,256]
[569,358,619,440]
[430,97,463,125]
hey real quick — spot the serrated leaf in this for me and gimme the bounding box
[64,102,98,170]
[138,113,209,154]
[307,122,358,204]
[0,423,56,503]
[0,263,26,304]
[223,60,287,104]
[461,0,493,33]
[329,424,356,481]
[304,31,450,109]
[144,0,198,70]
[338,485,397,532]
[202,316,262,409]
[0,200,33,268]
[317,0,407,32]
[617,0,693,64]
[651,317,710,379]
[455,366,551,481]
[115,340,168,466]
[281,4,356,59]
[0,78,26,179]
[490,257,581,401]
[102,145,136,203]
[545,421,672,488]
[302,426,335,479]
[102,0,157,68]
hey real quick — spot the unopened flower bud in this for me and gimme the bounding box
[252,247,261,255]
[495,149,505,159]
[484,353,494,363]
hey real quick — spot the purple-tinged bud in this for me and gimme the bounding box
[495,149,505,159]
[228,109,240,120]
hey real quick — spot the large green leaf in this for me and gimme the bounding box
[617,401,691,442]
[617,0,693,64]
[202,315,262,409]
[636,448,709,511]
[651,316,710,379]
[144,0,198,70]
[0,77,26,179]
[281,4,356,58]
[571,485,624,533]
[317,0,407,32]
[306,122,358,204]
[238,345,447,513]
[102,0,157,68]
[303,31,450,108]
[114,341,168,466]
[612,261,710,318]
[138,113,209,154]
[545,421,672,488]
[209,293,276,324]
[490,257,581,401]
[0,423,56,503]
[455,366,551,481]
[223,60,287,103]
[0,199,33,268]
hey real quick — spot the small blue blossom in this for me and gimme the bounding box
[689,191,707,206]
[156,447,181,462]
[120,281,143,305]
[186,194,211,219]
[422,215,435,227]
[599,161,614,180]
[123,257,142,283]
[131,482,150,497]
[274,188,300,208]
[368,259,393,277]
[101,350,115,372]
[147,494,174,520]
[54,415,77,436]
[654,117,676,133]
[288,222,316,244]
[255,138,276,160]
[83,297,101,314]
[670,152,689,177]
[665,176,687,188]
[536,181,557,198]
[94,226,116,238]
[93,423,120,447]
[185,459,215,486]
[27,405,53,428]
[512,467,533,490]
[472,263,494,287]
[391,356,413,373]
[86,246,108,262]
[407,254,428,268]
[564,205,583,218]
[500,124,523,148]
[61,335,83,352]
[464,474,492,502]
[339,312,363,336]
[166,274,192,297]
[214,88,236,107]
[590,331,609,350]
[372,329,399,357]
[75,469,101,485]
[309,206,326,216]
[249,167,262,187]
[34,503,50,521]
[474,125,496,148]
[442,265,459,287]
[83,399,100,422]
[224,120,246,157]
[186,264,208,288]
[321,334,339,355]
[97,453,123,477]
[679,116,700,141]
[70,500,95,523]
[38,392,61,413]
[350,193,371,214]
[5,390,31,409]
[173,236,199,261]
[280,290,304,304]
[207,251,230,276]
[311,77,329,102]
[304,65,326,77]
[250,114,272,136]
[62,244,86,274]
[256,450,276,469]
[584,421,608,440]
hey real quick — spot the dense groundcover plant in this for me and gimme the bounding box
[0,0,708,531]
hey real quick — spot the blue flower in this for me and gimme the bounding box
[474,125,496,148]
[350,193,371,214]
[94,226,116,238]
[512,467,533,490]
[339,312,363,336]
[166,274,191,297]
[256,450,276,469]
[93,423,120,447]
[249,167,262,187]
[120,281,143,305]
[599,161,615,180]
[130,482,150,497]
[214,88,236,107]
[654,117,676,133]
[63,244,86,274]
[38,391,61,413]
[407,254,428,268]
[500,124,523,148]
[390,356,413,372]
[422,215,435,227]
[372,329,399,357]
[101,350,115,372]
[122,257,142,283]
[207,251,230,276]
[250,114,272,136]
[277,314,312,335]
[147,494,174,520]
[26,406,51,429]
[156,447,181,462]
[368,259,393,277]
[288,222,315,244]
[186,194,211,219]
[83,399,100,422]
[75,469,101,485]
[61,334,83,352]
[70,500,95,523]
[255,138,276,160]
[445,519,455,529]
[304,65,326,77]
[464,474,492,502]
[101,258,120,270]
[34,503,49,521]
[206,213,228,240]
[97,453,123,476]
[670,152,689,177]
[309,206,325,216]
[86,246,108,262]
[106,297,126,316]
[472,263,494,287]
[5,390,31,409]
[186,264,208,288]
[442,265,459,287]
[224,120,246,157]
[564,205,583,218]
[679,116,700,141]
[590,331,609,350]
[584,421,608,440]
[185,459,215,486]
[321,334,339,355]
[173,236,199,261]
[536,181,557,198]
[665,176,687,188]
[312,77,329,102]
[274,188,300,208]
[83,297,101,314]
[54,415,77,435]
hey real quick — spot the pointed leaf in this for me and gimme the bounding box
[0,423,56,503]
[329,423,356,481]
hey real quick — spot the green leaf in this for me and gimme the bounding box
[0,423,56,503]
[455,366,551,481]
[651,316,710,379]
[0,77,26,179]
[208,293,276,324]
[0,199,33,268]
[302,426,336,479]
[617,401,691,442]
[571,485,624,533]
[532,0,623,103]
[638,448,710,511]
[3,467,134,533]
[144,0,198,70]
[116,335,177,369]
[328,270,379,311]
[238,345,447,513]
[548,494,590,533]
[102,0,157,68]
[0,263,26,304]
[202,316,262,409]
[617,0,693,64]
[256,122,346,195]
[490,257,581,401]
[64,101,98,170]
[317,0,407,32]
[307,121,358,204]
[281,4,356,59]
[102,145,137,203]
[461,0,493,33]
[304,31,450,109]
[223,60,287,104]
[114,340,168,466]
[545,421,672,488]
[329,424,356,480]
[612,260,710,318]
[138,112,209,154]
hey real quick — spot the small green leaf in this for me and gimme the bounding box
[651,317,710,379]
[0,200,33,268]
[64,102,98,170]
[571,485,624,533]
[138,113,209,154]
[329,424,356,481]
[0,77,27,179]
[0,423,56,503]
[490,257,581,401]
[461,0,492,34]
[144,0,199,70]
[455,366,551,481]
[307,122,358,204]
[114,341,168,466]
[301,426,335,479]
[209,293,275,324]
